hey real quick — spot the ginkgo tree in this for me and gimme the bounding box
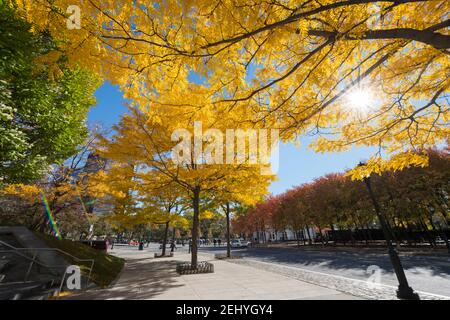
[96,98,275,267]
[207,174,273,258]
[138,183,189,256]
[92,161,190,255]
[14,0,449,177]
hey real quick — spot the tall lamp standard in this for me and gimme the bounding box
[359,162,420,300]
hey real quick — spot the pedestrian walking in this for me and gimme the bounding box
[170,241,177,252]
[218,239,221,246]
[213,239,217,247]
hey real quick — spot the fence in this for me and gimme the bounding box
[325,229,450,244]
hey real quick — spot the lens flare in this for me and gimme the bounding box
[41,191,61,240]
[347,88,375,114]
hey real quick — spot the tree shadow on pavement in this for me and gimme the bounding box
[237,247,450,278]
[67,260,185,300]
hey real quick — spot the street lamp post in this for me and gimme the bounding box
[360,163,420,300]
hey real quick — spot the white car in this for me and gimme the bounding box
[231,239,251,248]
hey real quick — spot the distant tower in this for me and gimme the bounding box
[81,153,108,214]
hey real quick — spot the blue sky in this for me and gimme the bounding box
[88,82,374,195]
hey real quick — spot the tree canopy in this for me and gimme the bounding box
[14,0,450,177]
[96,103,274,265]
[234,149,450,243]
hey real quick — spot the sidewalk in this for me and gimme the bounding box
[68,253,362,300]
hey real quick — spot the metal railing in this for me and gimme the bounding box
[0,240,95,292]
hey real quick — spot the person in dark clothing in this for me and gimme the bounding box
[218,239,221,246]
[170,241,177,252]
[213,239,217,247]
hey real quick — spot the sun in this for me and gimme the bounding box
[347,87,375,114]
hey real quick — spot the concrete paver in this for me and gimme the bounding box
[69,249,362,300]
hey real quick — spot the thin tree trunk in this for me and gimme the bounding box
[366,224,373,243]
[171,226,176,252]
[162,221,169,256]
[318,226,324,245]
[330,224,337,246]
[256,226,260,243]
[420,218,435,247]
[399,220,411,246]
[191,187,200,267]
[305,225,312,245]
[348,227,356,245]
[226,202,231,258]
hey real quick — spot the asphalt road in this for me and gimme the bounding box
[197,245,450,297]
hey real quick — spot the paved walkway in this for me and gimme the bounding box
[68,250,362,300]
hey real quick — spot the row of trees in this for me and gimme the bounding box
[2,1,449,270]
[234,149,450,249]
[91,106,274,263]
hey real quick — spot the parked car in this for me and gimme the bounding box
[231,239,251,248]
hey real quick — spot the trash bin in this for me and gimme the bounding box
[138,241,144,250]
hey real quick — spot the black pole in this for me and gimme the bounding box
[362,170,420,300]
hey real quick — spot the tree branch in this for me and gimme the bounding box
[308,20,450,49]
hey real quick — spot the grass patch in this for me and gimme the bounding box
[34,233,124,288]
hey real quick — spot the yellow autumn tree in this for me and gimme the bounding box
[198,160,274,257]
[13,0,449,177]
[96,89,276,266]
[137,182,189,256]
[92,161,190,255]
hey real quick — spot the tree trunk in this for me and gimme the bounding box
[305,225,312,245]
[386,217,400,249]
[318,226,325,245]
[348,227,356,245]
[366,224,373,242]
[330,224,337,246]
[256,226,260,243]
[162,221,169,256]
[171,226,176,252]
[191,187,200,267]
[226,202,231,258]
[420,218,435,247]
[400,220,412,246]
